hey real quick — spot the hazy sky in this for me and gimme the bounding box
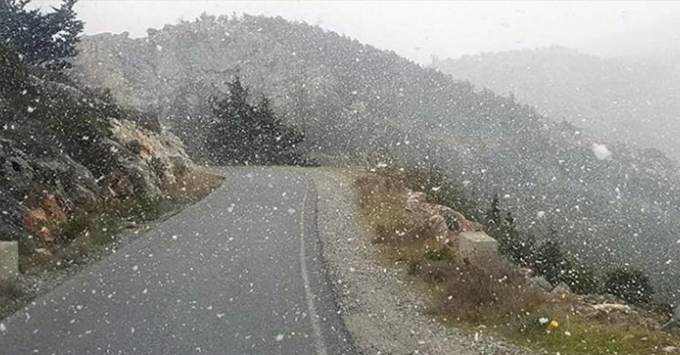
[32,0,680,64]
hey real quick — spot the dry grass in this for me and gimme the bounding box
[0,278,23,301]
[506,313,680,355]
[427,260,546,323]
[19,168,224,274]
[355,174,543,323]
[162,168,225,204]
[355,175,438,245]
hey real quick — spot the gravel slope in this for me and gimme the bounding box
[308,170,540,355]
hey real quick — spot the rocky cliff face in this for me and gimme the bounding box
[0,73,195,244]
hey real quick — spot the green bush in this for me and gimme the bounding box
[423,247,454,261]
[560,258,600,294]
[489,224,537,267]
[531,240,567,286]
[605,268,654,304]
[377,165,482,221]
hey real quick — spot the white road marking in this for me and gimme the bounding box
[299,188,329,355]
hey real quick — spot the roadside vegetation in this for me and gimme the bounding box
[1,169,223,320]
[18,168,224,273]
[355,165,680,355]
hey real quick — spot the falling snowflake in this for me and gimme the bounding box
[592,143,612,160]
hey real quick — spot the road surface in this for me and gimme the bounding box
[0,168,354,355]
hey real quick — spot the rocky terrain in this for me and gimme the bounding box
[0,44,223,320]
[1,79,196,245]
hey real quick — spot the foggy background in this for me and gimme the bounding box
[30,0,680,64]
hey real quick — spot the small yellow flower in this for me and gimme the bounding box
[549,320,560,331]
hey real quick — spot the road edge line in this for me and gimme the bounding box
[300,188,329,355]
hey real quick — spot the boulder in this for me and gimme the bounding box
[109,118,195,187]
[443,210,484,233]
[591,303,631,313]
[23,194,68,242]
[405,191,427,212]
[528,276,553,292]
[574,300,665,331]
[427,215,449,245]
[550,282,572,299]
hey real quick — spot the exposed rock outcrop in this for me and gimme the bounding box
[0,72,197,244]
[404,188,495,265]
[405,189,485,249]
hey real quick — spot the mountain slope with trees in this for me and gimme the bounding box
[73,14,680,301]
[432,46,680,159]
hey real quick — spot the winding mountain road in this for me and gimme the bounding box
[0,169,354,355]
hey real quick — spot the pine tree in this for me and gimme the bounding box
[531,239,567,286]
[206,76,251,164]
[206,76,310,166]
[0,43,28,98]
[486,194,501,224]
[0,0,83,72]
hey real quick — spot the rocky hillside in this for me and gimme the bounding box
[432,46,680,159]
[0,47,196,250]
[72,14,680,301]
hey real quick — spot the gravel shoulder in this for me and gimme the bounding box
[308,170,541,355]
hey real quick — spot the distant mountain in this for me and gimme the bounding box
[73,14,680,300]
[432,45,680,160]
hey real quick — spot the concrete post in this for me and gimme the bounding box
[0,241,19,278]
[458,231,498,265]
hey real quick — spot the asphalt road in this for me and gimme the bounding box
[0,168,355,355]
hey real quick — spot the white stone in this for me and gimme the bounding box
[0,241,19,278]
[457,231,498,264]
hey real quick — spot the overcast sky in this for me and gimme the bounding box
[32,0,680,64]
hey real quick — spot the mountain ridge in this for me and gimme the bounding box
[433,45,680,160]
